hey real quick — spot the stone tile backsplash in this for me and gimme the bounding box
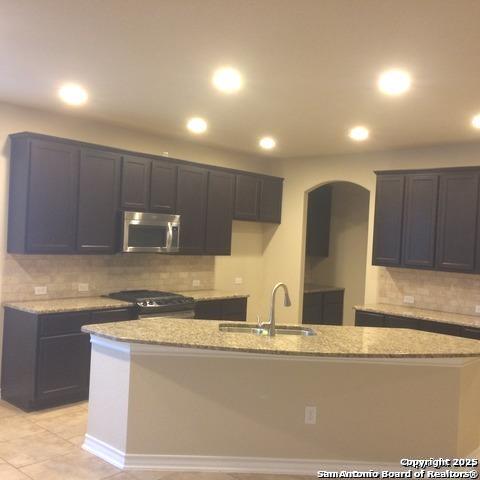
[1,254,214,302]
[378,267,480,316]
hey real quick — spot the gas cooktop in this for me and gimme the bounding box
[107,290,195,315]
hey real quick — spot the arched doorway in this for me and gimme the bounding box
[303,181,370,325]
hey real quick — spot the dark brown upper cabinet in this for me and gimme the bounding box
[77,149,121,253]
[234,173,283,223]
[205,170,235,255]
[306,185,332,257]
[150,159,177,213]
[120,155,151,211]
[402,174,439,268]
[373,167,480,274]
[372,174,405,266]
[8,132,283,256]
[176,165,209,254]
[436,172,479,272]
[234,174,261,220]
[259,177,283,223]
[8,136,80,254]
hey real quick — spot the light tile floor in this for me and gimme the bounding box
[0,400,311,480]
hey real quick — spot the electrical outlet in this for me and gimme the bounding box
[34,286,47,295]
[192,279,201,287]
[475,305,480,314]
[234,277,243,285]
[403,295,414,304]
[304,406,317,425]
[78,283,89,292]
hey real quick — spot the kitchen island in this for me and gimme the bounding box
[82,318,480,475]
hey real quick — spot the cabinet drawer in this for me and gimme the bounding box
[461,326,480,340]
[39,312,91,337]
[90,309,135,324]
[323,290,344,304]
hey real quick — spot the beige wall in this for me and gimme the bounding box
[260,141,480,325]
[305,182,369,325]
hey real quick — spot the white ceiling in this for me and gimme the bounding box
[1,0,480,158]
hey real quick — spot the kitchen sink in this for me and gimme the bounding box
[218,323,316,336]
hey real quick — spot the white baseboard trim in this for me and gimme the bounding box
[83,434,401,475]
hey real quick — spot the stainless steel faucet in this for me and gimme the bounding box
[260,282,291,336]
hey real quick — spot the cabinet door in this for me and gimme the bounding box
[306,186,332,257]
[372,175,405,266]
[121,155,151,211]
[302,293,323,324]
[259,177,283,223]
[322,290,344,325]
[402,174,439,268]
[234,174,261,220]
[77,149,121,253]
[221,298,247,321]
[436,172,479,272]
[355,311,385,327]
[37,333,90,402]
[205,170,235,255]
[150,159,177,213]
[176,165,208,254]
[195,300,222,320]
[26,139,80,253]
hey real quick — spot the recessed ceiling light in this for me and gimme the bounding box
[212,67,242,93]
[348,126,369,141]
[471,114,480,129]
[186,117,208,134]
[58,83,88,106]
[378,69,411,96]
[259,136,276,150]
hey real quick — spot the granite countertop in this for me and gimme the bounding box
[82,317,480,358]
[4,297,135,314]
[304,284,344,294]
[355,304,480,329]
[175,290,249,301]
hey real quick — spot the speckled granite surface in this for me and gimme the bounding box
[82,317,480,358]
[355,304,480,328]
[4,297,134,314]
[174,290,249,301]
[304,284,344,294]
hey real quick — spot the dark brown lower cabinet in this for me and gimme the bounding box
[355,310,479,340]
[302,290,344,325]
[1,306,137,411]
[37,333,91,403]
[194,298,247,321]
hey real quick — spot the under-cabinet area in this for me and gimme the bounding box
[7,132,283,256]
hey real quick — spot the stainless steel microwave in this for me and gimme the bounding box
[122,212,180,253]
